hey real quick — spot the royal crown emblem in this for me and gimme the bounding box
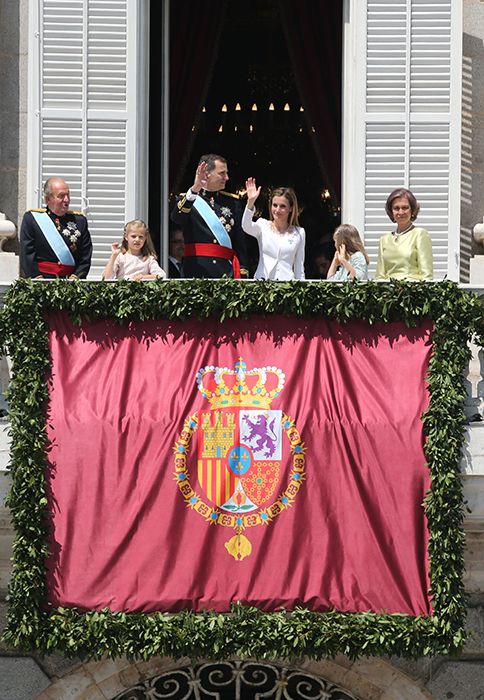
[174,358,305,560]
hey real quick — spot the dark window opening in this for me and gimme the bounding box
[150,0,343,278]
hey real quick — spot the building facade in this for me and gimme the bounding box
[1,1,484,698]
[1,1,484,280]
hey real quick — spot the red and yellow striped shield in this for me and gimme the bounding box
[197,408,283,509]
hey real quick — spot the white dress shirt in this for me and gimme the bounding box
[242,207,305,280]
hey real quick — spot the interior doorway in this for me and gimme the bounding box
[150,0,343,278]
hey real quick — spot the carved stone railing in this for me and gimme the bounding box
[471,220,484,284]
[0,213,16,251]
[0,214,19,286]
[465,344,484,422]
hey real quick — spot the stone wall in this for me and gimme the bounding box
[0,1,483,695]
[0,0,28,252]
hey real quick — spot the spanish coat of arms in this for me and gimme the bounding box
[173,358,305,560]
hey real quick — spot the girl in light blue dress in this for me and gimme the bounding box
[326,224,369,281]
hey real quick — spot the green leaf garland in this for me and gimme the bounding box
[0,278,483,660]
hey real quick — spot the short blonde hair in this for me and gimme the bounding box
[333,224,369,264]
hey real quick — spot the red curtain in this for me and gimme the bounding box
[169,1,228,192]
[169,2,342,200]
[45,314,432,616]
[280,1,342,201]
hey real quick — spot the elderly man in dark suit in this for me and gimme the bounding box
[20,177,93,279]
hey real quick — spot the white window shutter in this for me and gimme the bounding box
[343,0,462,280]
[28,0,149,279]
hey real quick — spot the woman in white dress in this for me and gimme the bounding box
[326,224,369,281]
[243,178,305,280]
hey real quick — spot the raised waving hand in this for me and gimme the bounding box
[245,177,261,209]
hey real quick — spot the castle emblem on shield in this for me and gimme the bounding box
[173,358,306,560]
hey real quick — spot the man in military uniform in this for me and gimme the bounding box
[171,154,248,278]
[20,177,93,279]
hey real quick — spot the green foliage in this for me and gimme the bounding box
[0,278,483,660]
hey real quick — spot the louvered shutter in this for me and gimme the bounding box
[342,0,462,280]
[28,0,148,279]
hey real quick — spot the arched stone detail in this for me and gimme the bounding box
[111,661,360,700]
[36,656,433,700]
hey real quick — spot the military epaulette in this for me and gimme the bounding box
[219,191,240,200]
[177,194,192,213]
[29,208,46,213]
[68,210,83,215]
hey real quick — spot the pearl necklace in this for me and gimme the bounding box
[393,223,414,238]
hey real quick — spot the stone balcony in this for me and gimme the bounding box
[0,281,483,698]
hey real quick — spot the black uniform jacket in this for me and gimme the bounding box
[20,208,93,278]
[170,189,248,278]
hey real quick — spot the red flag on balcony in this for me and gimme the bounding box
[44,314,432,616]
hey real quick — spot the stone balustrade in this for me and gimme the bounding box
[0,214,19,285]
[471,221,484,284]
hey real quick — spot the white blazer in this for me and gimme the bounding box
[242,207,306,280]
